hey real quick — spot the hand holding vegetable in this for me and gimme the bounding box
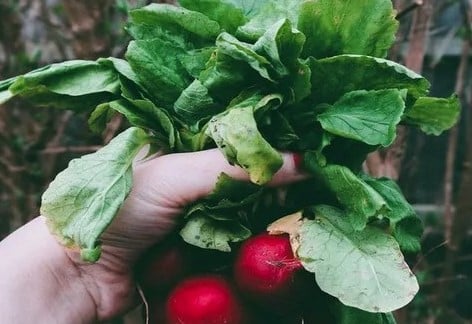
[102,149,304,264]
[0,149,304,323]
[0,0,462,322]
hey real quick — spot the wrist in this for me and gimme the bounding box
[0,217,97,323]
[0,216,137,323]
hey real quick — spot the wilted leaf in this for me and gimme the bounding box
[206,98,283,184]
[180,215,251,251]
[42,128,151,262]
[298,205,419,312]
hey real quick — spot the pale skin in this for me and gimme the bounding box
[0,149,304,323]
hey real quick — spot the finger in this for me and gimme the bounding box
[133,148,308,208]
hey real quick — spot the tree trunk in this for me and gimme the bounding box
[453,92,472,249]
[445,0,472,252]
[365,0,432,179]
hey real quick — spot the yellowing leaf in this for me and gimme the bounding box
[267,211,303,254]
[298,205,419,312]
[41,127,151,261]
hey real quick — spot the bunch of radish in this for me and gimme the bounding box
[137,232,334,324]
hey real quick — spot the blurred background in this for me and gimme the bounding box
[0,0,471,323]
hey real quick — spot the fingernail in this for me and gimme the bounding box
[292,153,304,170]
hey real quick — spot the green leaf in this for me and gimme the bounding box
[126,0,221,121]
[253,19,305,77]
[124,100,174,144]
[361,175,423,252]
[298,205,419,312]
[0,76,16,104]
[175,127,211,152]
[252,19,311,102]
[128,3,221,46]
[361,176,415,223]
[206,22,310,102]
[97,57,155,100]
[97,57,141,87]
[219,0,266,17]
[319,165,387,230]
[178,47,215,78]
[317,89,405,147]
[0,75,16,91]
[207,173,262,202]
[216,32,276,82]
[184,173,263,222]
[180,215,251,251]
[308,55,430,104]
[322,137,377,171]
[178,0,247,33]
[206,98,283,184]
[0,89,13,104]
[86,63,157,135]
[259,111,300,149]
[8,60,120,96]
[304,157,387,230]
[199,51,260,103]
[88,103,116,134]
[126,39,191,107]
[284,109,327,152]
[236,0,304,41]
[174,79,223,125]
[2,60,120,110]
[392,216,423,253]
[89,99,175,148]
[335,303,397,324]
[404,95,461,135]
[382,313,397,324]
[298,0,398,59]
[41,127,151,262]
[288,60,312,103]
[99,54,210,136]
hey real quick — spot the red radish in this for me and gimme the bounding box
[137,240,189,293]
[233,232,304,312]
[166,275,245,324]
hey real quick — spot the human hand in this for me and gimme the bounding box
[66,148,305,320]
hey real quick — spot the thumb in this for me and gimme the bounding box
[133,148,307,209]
